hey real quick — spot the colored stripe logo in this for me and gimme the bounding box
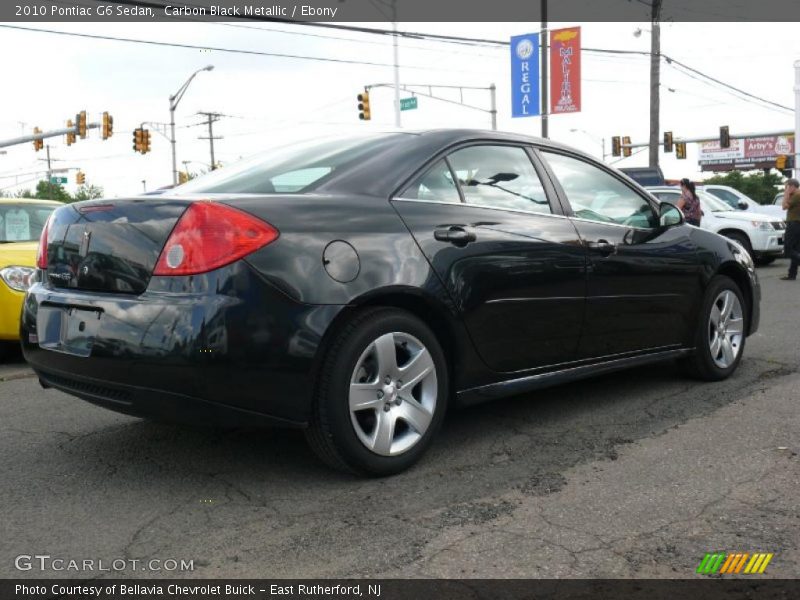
[697,552,773,574]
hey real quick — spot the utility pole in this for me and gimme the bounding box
[649,0,662,167]
[540,0,549,139]
[489,83,497,130]
[197,112,223,170]
[46,145,52,200]
[391,1,401,128]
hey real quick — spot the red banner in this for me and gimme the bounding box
[550,27,581,114]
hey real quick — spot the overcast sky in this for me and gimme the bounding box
[0,21,798,197]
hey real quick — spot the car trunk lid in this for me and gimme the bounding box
[43,198,191,294]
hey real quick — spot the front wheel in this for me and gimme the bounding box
[681,275,747,381]
[306,307,448,476]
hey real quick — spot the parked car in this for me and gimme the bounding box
[701,184,785,220]
[0,198,61,358]
[22,130,760,475]
[648,186,785,265]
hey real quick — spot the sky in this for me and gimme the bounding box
[0,20,798,197]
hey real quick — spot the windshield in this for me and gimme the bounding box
[171,133,405,195]
[0,203,58,243]
[698,191,733,213]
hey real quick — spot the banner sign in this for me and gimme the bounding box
[699,135,794,171]
[550,27,581,114]
[510,33,540,118]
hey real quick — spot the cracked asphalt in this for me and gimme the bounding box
[2,261,798,579]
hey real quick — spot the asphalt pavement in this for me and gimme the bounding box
[1,260,798,579]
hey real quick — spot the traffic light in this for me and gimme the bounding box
[676,142,687,159]
[133,128,144,153]
[357,90,371,121]
[76,111,87,139]
[32,127,43,151]
[76,171,86,185]
[102,112,113,140]
[622,136,632,158]
[663,131,673,153]
[776,155,787,170]
[178,171,189,184]
[142,129,151,153]
[720,125,730,149]
[611,136,621,157]
[66,120,76,146]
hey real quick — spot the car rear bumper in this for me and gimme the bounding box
[21,261,344,426]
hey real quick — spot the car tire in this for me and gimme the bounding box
[722,231,754,262]
[680,275,747,381]
[754,256,775,266]
[306,307,448,476]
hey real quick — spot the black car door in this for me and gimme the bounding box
[536,149,702,359]
[392,143,587,373]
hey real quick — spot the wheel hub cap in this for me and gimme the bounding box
[349,331,438,457]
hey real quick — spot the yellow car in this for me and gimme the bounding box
[0,198,61,355]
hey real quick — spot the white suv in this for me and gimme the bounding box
[701,184,786,220]
[647,186,786,265]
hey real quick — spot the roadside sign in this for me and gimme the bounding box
[400,97,418,111]
[510,33,540,118]
[50,177,67,184]
[550,27,581,114]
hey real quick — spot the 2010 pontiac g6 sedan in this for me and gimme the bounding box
[22,130,760,475]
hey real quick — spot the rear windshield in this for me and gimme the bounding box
[172,134,404,195]
[0,203,58,243]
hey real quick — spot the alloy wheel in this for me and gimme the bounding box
[349,332,438,456]
[708,290,744,369]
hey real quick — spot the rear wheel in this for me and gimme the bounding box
[306,307,448,476]
[754,256,776,266]
[722,231,754,262]
[681,275,746,381]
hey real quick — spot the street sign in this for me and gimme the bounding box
[50,177,67,184]
[510,33,540,118]
[400,97,418,111]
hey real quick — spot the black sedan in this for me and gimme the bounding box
[22,130,760,475]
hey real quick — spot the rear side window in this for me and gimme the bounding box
[542,152,656,228]
[446,145,551,214]
[706,188,739,208]
[401,159,461,203]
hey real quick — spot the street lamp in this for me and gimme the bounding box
[169,65,214,186]
[570,128,607,161]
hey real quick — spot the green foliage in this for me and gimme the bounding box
[13,189,34,198]
[73,184,104,201]
[703,170,784,205]
[33,180,73,203]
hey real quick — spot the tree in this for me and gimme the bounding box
[703,170,784,205]
[73,185,104,201]
[13,189,34,198]
[33,180,72,203]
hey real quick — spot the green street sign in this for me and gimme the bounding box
[400,97,418,111]
[50,177,67,184]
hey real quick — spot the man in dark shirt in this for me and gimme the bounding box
[781,178,800,281]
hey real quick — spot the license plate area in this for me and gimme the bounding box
[37,305,103,357]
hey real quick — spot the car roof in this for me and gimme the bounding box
[0,197,62,206]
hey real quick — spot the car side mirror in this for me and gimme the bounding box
[659,203,684,227]
[737,200,748,210]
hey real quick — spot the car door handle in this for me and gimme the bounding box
[586,240,616,255]
[434,227,476,246]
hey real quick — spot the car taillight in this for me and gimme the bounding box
[36,216,51,269]
[153,202,278,276]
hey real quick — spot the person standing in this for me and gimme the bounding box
[677,178,702,226]
[781,177,800,281]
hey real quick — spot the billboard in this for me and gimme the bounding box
[510,33,540,118]
[699,135,795,171]
[550,27,581,114]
